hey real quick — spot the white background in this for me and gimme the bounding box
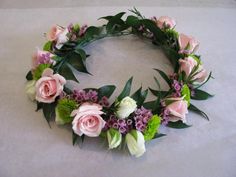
[0,2,236,177]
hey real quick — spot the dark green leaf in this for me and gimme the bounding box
[152,133,166,139]
[74,48,87,60]
[167,121,191,129]
[36,102,43,111]
[154,68,172,88]
[191,89,214,100]
[140,19,165,42]
[149,88,169,97]
[98,85,116,99]
[26,70,33,80]
[66,52,90,74]
[161,46,180,70]
[131,87,148,107]
[72,131,78,146]
[126,15,140,27]
[99,12,126,21]
[189,104,209,121]
[42,103,56,127]
[117,77,133,101]
[59,63,79,82]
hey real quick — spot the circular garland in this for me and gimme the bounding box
[25,8,213,157]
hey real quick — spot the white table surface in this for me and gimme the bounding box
[0,5,236,177]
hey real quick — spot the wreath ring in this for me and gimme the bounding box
[25,8,213,157]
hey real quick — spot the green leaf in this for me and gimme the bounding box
[167,121,191,129]
[72,131,78,146]
[99,12,126,21]
[117,77,133,101]
[189,104,209,121]
[140,19,165,42]
[42,102,56,127]
[66,52,90,74]
[58,63,79,82]
[26,70,33,80]
[84,26,101,38]
[154,68,172,88]
[131,87,148,107]
[191,89,214,100]
[74,48,87,60]
[161,46,180,70]
[98,85,116,99]
[126,15,140,27]
[181,84,191,106]
[43,41,52,51]
[149,88,169,97]
[152,133,166,139]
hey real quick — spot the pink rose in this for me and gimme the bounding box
[166,97,188,123]
[178,33,199,54]
[35,68,66,103]
[179,56,208,83]
[46,25,64,41]
[32,49,55,69]
[71,103,106,137]
[156,16,176,29]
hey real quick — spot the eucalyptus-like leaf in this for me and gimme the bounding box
[149,88,169,98]
[117,77,133,101]
[167,121,191,129]
[154,68,172,88]
[189,104,209,121]
[191,89,214,100]
[98,85,116,99]
[152,133,166,140]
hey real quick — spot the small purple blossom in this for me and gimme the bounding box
[79,24,88,37]
[72,89,98,103]
[133,107,153,132]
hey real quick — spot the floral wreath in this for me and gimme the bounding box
[25,8,213,157]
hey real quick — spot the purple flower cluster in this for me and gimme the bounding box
[160,108,170,125]
[171,79,183,97]
[104,107,153,134]
[133,107,153,132]
[104,115,133,134]
[72,89,98,103]
[72,89,110,107]
[37,52,54,66]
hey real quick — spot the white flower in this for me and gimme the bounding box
[56,28,69,49]
[116,96,137,119]
[25,80,36,101]
[107,128,122,149]
[126,130,146,157]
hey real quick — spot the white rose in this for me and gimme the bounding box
[107,128,122,149]
[116,96,137,119]
[56,28,69,49]
[126,130,146,157]
[25,80,36,101]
